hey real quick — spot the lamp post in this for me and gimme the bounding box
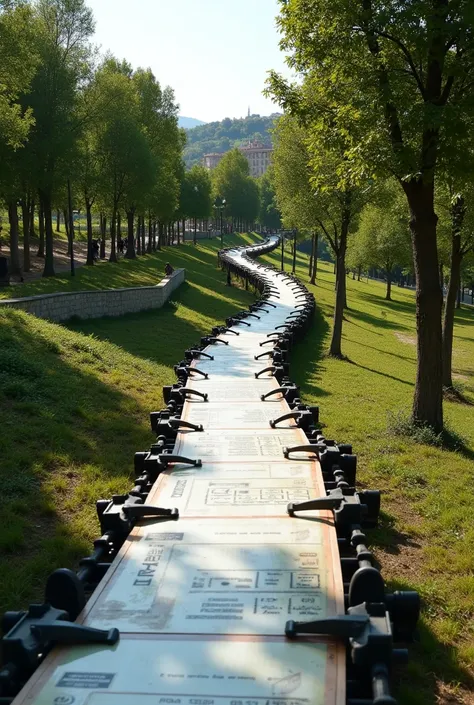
[220,198,226,248]
[214,197,226,248]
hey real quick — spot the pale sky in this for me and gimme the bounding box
[86,0,293,123]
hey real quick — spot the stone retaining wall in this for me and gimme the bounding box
[0,268,185,323]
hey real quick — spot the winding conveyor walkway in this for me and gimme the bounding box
[5,236,419,705]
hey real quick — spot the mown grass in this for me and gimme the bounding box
[0,234,216,300]
[257,240,474,705]
[0,234,254,611]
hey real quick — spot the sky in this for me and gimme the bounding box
[86,0,293,123]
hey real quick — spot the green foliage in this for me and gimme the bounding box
[0,1,37,149]
[180,165,213,221]
[183,114,278,168]
[258,168,282,230]
[349,180,412,275]
[212,149,260,223]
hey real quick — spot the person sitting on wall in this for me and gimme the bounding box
[165,262,174,276]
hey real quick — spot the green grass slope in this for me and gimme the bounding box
[0,235,255,612]
[259,242,474,704]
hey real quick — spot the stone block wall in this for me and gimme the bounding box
[0,268,185,323]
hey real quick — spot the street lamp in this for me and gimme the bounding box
[214,197,226,248]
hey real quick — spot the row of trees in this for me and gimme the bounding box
[179,149,281,235]
[267,0,474,432]
[0,0,185,276]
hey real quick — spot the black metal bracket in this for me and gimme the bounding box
[186,367,209,379]
[255,366,277,378]
[283,443,324,459]
[158,454,202,468]
[185,349,214,360]
[169,419,204,432]
[179,388,208,401]
[122,505,179,520]
[261,387,288,401]
[269,411,301,428]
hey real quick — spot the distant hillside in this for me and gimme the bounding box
[178,116,207,129]
[184,114,281,169]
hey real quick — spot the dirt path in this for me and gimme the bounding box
[0,238,107,282]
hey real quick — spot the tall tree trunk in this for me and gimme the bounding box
[158,222,163,250]
[64,209,70,253]
[311,232,318,284]
[442,196,465,389]
[404,181,443,432]
[147,214,152,253]
[193,217,197,245]
[357,265,361,281]
[385,265,392,301]
[329,226,348,358]
[176,219,180,245]
[21,196,30,272]
[126,210,136,259]
[141,216,146,253]
[56,209,61,233]
[86,200,94,266]
[29,199,36,239]
[100,214,106,259]
[309,233,314,279]
[109,207,118,262]
[37,199,45,258]
[117,211,121,248]
[41,191,55,277]
[8,200,22,277]
[152,221,157,250]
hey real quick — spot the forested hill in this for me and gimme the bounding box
[183,114,281,168]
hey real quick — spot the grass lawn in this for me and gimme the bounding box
[1,232,473,703]
[257,239,474,705]
[0,234,255,611]
[0,234,216,300]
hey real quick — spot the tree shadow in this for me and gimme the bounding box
[347,306,410,332]
[289,305,331,399]
[346,357,414,387]
[0,308,164,612]
[349,337,416,364]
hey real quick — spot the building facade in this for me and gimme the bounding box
[203,141,273,178]
[239,140,273,177]
[203,153,224,170]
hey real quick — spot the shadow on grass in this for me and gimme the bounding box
[0,309,157,612]
[347,357,414,387]
[290,305,331,399]
[347,306,410,332]
[368,512,474,701]
[68,281,255,367]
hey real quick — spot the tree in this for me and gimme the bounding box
[272,113,366,357]
[181,166,212,244]
[0,1,39,276]
[0,1,37,149]
[355,181,412,300]
[258,168,282,231]
[212,149,255,230]
[436,180,474,388]
[25,0,94,277]
[268,1,474,431]
[93,60,147,263]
